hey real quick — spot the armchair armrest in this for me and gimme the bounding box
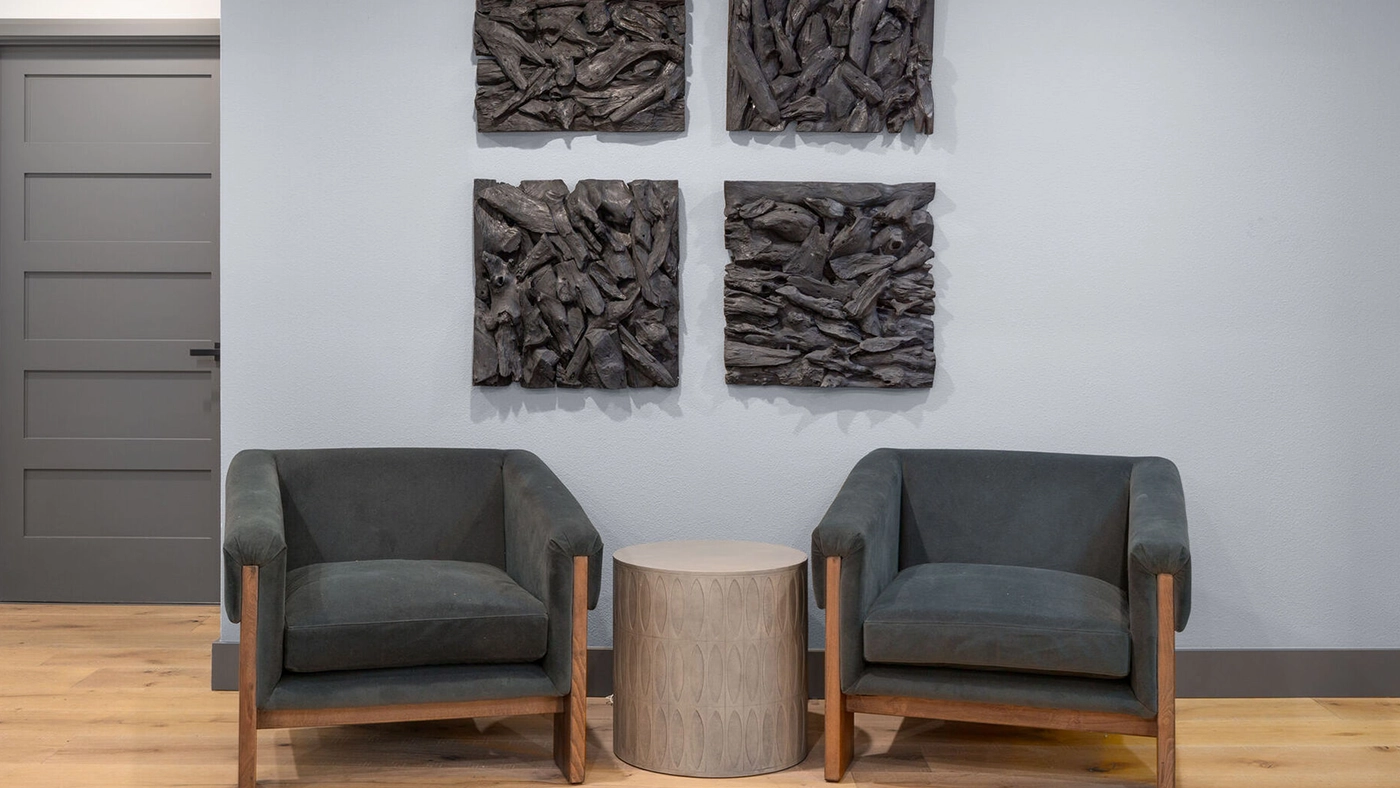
[1127,456,1191,713]
[223,449,288,709]
[811,448,903,691]
[1128,457,1191,630]
[222,449,287,623]
[502,451,604,695]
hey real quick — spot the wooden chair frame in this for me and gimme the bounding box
[823,556,1176,787]
[238,555,590,787]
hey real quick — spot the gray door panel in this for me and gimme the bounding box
[24,272,216,340]
[24,73,217,144]
[24,173,216,242]
[0,46,220,602]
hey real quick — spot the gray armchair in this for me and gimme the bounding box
[813,449,1190,786]
[223,448,603,786]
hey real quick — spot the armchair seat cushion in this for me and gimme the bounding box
[283,559,548,673]
[863,562,1131,679]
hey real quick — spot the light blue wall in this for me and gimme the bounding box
[221,0,1400,649]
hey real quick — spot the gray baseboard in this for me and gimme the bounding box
[1175,649,1400,697]
[211,646,1400,698]
[211,640,239,691]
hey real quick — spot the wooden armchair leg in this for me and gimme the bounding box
[1157,573,1177,788]
[824,557,854,782]
[824,691,854,782]
[238,710,257,788]
[553,556,589,784]
[239,565,259,788]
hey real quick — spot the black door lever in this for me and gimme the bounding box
[190,342,220,361]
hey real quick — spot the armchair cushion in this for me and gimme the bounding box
[283,559,548,674]
[862,562,1131,679]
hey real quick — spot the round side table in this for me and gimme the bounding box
[612,540,808,777]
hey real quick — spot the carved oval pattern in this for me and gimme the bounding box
[685,644,704,704]
[744,576,761,637]
[761,575,776,637]
[669,576,685,637]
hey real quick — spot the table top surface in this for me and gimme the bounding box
[613,540,807,574]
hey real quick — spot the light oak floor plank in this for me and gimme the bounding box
[1,604,1398,786]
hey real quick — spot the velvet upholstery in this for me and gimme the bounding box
[283,560,548,673]
[502,450,604,694]
[897,451,1132,586]
[222,449,285,625]
[813,448,1190,716]
[811,448,903,691]
[264,664,561,711]
[862,562,1131,678]
[272,448,509,572]
[849,665,1152,718]
[1127,456,1191,711]
[222,447,602,706]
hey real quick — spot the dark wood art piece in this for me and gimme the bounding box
[474,178,680,389]
[726,0,934,133]
[474,0,686,132]
[723,181,937,388]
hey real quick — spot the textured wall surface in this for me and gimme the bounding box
[222,1,1400,650]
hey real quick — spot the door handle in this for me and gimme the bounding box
[190,342,220,361]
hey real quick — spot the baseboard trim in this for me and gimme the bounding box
[210,646,1400,698]
[1174,649,1400,697]
[211,639,238,691]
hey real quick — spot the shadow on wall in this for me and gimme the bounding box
[469,385,682,422]
[475,129,686,151]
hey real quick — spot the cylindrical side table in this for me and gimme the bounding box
[612,540,808,777]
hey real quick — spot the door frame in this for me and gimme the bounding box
[0,15,222,658]
[0,18,218,45]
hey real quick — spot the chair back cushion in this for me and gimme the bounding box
[898,450,1132,588]
[863,562,1131,678]
[283,559,548,673]
[274,448,508,570]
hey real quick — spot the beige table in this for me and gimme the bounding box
[612,540,808,777]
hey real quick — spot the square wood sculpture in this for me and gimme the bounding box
[727,0,934,133]
[474,179,680,388]
[475,0,686,132]
[723,181,937,387]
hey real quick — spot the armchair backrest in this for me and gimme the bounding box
[272,448,508,572]
[897,449,1133,589]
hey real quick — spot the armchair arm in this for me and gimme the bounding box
[222,449,287,623]
[1128,457,1191,630]
[502,451,604,695]
[222,449,288,709]
[1127,456,1191,713]
[811,448,903,691]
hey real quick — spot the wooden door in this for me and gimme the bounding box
[0,46,220,602]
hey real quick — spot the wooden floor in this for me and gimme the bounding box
[1,605,1397,787]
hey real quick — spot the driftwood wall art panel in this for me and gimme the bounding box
[474,179,680,389]
[726,0,935,133]
[723,181,937,388]
[474,0,686,132]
